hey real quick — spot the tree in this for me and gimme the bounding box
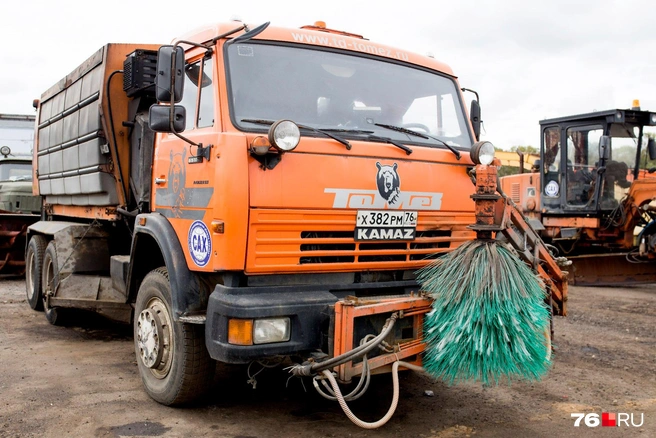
[509,145,538,155]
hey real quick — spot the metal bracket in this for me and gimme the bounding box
[189,144,212,164]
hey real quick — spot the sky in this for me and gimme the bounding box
[1,0,655,152]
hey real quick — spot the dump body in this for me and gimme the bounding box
[34,44,158,219]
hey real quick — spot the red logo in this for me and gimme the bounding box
[602,412,616,427]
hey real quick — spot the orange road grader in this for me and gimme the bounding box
[500,102,656,285]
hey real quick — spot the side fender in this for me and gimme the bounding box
[128,213,202,319]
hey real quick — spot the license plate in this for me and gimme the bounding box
[355,210,417,241]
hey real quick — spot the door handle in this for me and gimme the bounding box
[155,177,166,185]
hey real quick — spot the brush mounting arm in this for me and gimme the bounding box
[468,164,569,316]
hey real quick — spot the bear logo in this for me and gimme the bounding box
[168,148,187,217]
[376,162,401,206]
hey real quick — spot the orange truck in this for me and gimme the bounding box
[25,20,563,406]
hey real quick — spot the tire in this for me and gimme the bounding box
[41,241,68,325]
[134,267,215,406]
[25,235,47,311]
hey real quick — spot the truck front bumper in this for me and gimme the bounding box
[205,283,338,363]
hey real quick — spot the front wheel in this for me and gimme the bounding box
[134,267,214,405]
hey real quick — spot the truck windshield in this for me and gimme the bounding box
[0,162,32,182]
[226,43,472,150]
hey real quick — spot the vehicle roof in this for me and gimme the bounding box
[540,107,656,127]
[175,22,456,78]
[0,155,32,162]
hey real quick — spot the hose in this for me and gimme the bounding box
[287,312,426,429]
[313,354,370,402]
[320,360,425,429]
[313,335,378,402]
[288,312,399,377]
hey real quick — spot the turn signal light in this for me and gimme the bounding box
[228,319,253,345]
[210,221,224,234]
[250,136,271,155]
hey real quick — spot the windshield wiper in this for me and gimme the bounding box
[374,123,461,160]
[367,135,413,155]
[241,119,352,150]
[319,128,374,134]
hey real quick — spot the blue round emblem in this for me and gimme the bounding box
[188,220,211,267]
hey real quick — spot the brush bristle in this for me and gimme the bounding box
[417,240,551,385]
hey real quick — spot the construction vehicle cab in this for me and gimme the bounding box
[539,106,656,214]
[500,103,656,284]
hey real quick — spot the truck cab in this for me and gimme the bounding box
[0,147,40,214]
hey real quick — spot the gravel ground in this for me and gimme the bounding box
[0,278,654,437]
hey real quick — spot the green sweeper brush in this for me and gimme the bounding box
[416,161,568,385]
[417,240,552,385]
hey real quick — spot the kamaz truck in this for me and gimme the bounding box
[25,20,566,408]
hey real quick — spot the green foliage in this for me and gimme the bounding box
[509,145,539,155]
[417,241,552,385]
[498,166,521,177]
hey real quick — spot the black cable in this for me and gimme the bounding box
[106,70,129,209]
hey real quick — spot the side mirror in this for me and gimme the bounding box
[469,100,481,141]
[648,138,656,161]
[155,45,184,103]
[599,135,611,161]
[149,104,186,132]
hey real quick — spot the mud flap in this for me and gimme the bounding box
[332,295,432,383]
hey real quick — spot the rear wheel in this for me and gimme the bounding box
[134,267,214,405]
[25,235,47,311]
[41,241,67,325]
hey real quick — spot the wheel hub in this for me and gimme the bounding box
[137,309,165,369]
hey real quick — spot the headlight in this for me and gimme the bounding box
[227,317,291,345]
[268,120,300,152]
[0,146,10,156]
[253,317,290,344]
[470,141,495,165]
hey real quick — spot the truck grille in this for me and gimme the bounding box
[246,209,476,274]
[298,229,453,264]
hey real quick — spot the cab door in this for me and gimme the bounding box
[152,52,218,271]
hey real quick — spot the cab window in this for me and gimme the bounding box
[179,57,215,130]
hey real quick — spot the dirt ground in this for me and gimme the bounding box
[0,278,654,438]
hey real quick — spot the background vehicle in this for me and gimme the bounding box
[500,102,656,284]
[0,114,41,276]
[25,20,565,410]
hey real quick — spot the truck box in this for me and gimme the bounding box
[35,44,157,213]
